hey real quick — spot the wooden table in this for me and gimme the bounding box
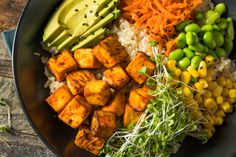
[0,1,55,157]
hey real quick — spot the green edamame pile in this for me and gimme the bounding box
[169,3,234,70]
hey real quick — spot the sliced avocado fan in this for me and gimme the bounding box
[43,0,83,43]
[43,0,120,50]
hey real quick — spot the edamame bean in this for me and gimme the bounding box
[191,56,203,69]
[215,47,226,57]
[185,23,201,33]
[213,24,221,31]
[183,48,195,59]
[176,32,186,48]
[217,18,228,30]
[203,31,215,48]
[186,32,198,45]
[207,49,218,59]
[195,12,204,20]
[213,31,224,47]
[201,24,213,32]
[203,45,209,53]
[189,43,204,52]
[169,49,184,61]
[176,20,191,32]
[206,10,220,24]
[215,3,227,15]
[178,57,191,70]
[227,17,234,40]
[224,38,234,53]
[195,52,207,59]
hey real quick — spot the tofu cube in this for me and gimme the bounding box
[126,52,155,84]
[103,64,130,90]
[74,128,105,155]
[74,49,102,69]
[93,36,128,68]
[66,70,96,95]
[102,92,126,116]
[84,80,111,106]
[48,50,77,81]
[58,95,92,128]
[123,103,143,128]
[46,85,73,113]
[91,110,116,138]
[129,86,152,111]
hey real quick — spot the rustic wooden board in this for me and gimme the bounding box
[0,0,27,32]
[0,1,56,156]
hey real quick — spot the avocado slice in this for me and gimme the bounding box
[50,0,110,49]
[43,0,83,43]
[47,30,71,47]
[60,0,93,27]
[71,28,106,51]
[66,0,110,34]
[81,7,120,38]
[57,1,118,50]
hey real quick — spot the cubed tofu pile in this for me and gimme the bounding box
[46,36,155,155]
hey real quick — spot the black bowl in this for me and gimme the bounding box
[13,0,236,157]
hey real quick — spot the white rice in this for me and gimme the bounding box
[112,18,154,58]
[214,57,236,81]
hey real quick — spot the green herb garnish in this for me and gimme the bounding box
[101,52,204,157]
[149,41,158,47]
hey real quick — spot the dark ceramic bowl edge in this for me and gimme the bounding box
[12,1,61,157]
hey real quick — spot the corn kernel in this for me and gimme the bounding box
[208,81,218,91]
[199,79,208,88]
[226,78,233,89]
[229,89,236,98]
[216,110,226,117]
[204,98,217,110]
[212,86,223,97]
[180,71,191,84]
[205,55,215,67]
[175,68,182,77]
[195,95,203,104]
[198,61,207,78]
[187,66,199,78]
[214,116,224,125]
[205,75,213,83]
[216,96,223,105]
[167,60,176,71]
[203,122,215,133]
[190,109,202,121]
[228,98,236,104]
[207,69,215,76]
[221,102,233,113]
[194,82,204,92]
[183,86,193,98]
[222,88,229,97]
[216,76,226,87]
[203,90,212,98]
[205,114,214,124]
[169,78,180,86]
[234,83,236,89]
[203,129,213,139]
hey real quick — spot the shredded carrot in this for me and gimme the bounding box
[121,0,203,56]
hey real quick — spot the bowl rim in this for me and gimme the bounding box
[12,1,61,157]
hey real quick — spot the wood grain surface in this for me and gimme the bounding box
[0,0,27,32]
[0,0,55,156]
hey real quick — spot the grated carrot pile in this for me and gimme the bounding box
[121,0,203,56]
